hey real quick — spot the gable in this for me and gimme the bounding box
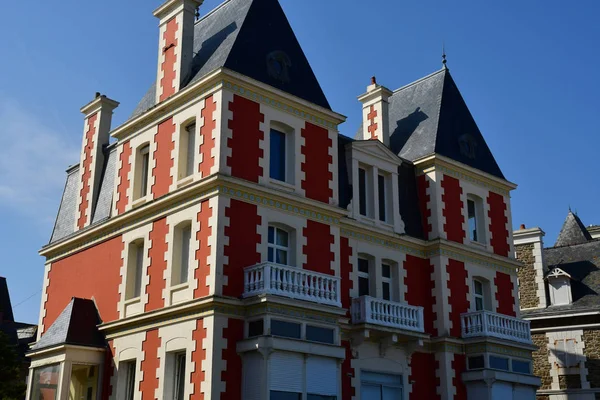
[350,139,402,166]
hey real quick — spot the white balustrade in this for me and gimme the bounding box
[351,296,424,333]
[243,263,341,307]
[461,310,532,344]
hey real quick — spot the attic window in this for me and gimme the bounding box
[547,268,573,306]
[459,134,477,159]
[267,51,291,83]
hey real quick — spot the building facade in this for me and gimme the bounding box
[515,212,600,400]
[27,0,540,399]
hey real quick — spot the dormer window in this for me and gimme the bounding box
[547,268,573,306]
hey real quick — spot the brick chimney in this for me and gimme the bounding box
[154,0,203,102]
[357,76,393,146]
[75,93,119,230]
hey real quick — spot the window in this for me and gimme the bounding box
[359,168,368,216]
[271,319,301,339]
[269,353,338,400]
[467,195,485,243]
[172,353,186,400]
[270,129,286,181]
[172,223,192,285]
[381,263,392,301]
[69,364,99,400]
[358,257,370,296]
[178,122,196,179]
[555,339,578,367]
[512,359,531,374]
[360,371,403,400]
[378,174,387,222]
[248,319,264,337]
[268,226,290,265]
[306,325,335,344]
[468,355,485,370]
[126,241,144,299]
[124,361,136,400]
[489,356,509,371]
[136,145,150,200]
[473,279,485,311]
[29,364,60,400]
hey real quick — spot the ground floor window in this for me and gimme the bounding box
[360,371,403,400]
[29,364,61,400]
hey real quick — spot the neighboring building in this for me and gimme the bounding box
[0,277,38,392]
[27,0,539,399]
[515,211,600,400]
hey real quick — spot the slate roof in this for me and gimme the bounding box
[554,211,592,247]
[522,213,600,318]
[31,298,105,351]
[386,68,505,179]
[131,0,330,120]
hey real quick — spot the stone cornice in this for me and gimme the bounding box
[415,154,517,195]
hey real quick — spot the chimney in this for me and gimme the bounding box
[357,76,393,146]
[76,94,119,231]
[153,0,203,103]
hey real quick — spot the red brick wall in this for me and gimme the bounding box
[341,340,355,400]
[159,18,178,101]
[487,192,510,257]
[139,329,161,400]
[410,352,440,400]
[404,255,437,336]
[145,218,168,312]
[152,118,175,199]
[116,141,132,215]
[303,220,334,275]
[417,175,432,239]
[441,175,465,243]
[221,318,244,400]
[495,272,516,316]
[227,95,264,183]
[199,95,216,178]
[77,113,97,229]
[340,237,353,311]
[190,319,207,400]
[194,200,212,298]
[301,122,333,203]
[43,236,123,333]
[447,259,469,338]
[452,353,467,400]
[223,200,261,297]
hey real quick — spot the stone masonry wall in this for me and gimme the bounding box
[516,243,539,309]
[583,330,600,388]
[532,333,553,390]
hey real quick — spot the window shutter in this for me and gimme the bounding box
[306,356,338,396]
[566,339,577,367]
[243,352,263,400]
[555,340,567,367]
[269,352,303,393]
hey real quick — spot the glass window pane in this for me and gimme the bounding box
[134,243,144,298]
[475,297,483,311]
[489,356,509,371]
[382,386,402,400]
[248,320,264,337]
[474,280,483,295]
[186,124,196,177]
[174,354,186,400]
[276,229,289,247]
[140,149,150,197]
[382,264,391,278]
[360,384,381,399]
[468,355,485,370]
[271,391,302,400]
[308,395,337,400]
[270,130,286,181]
[359,276,370,297]
[382,282,390,301]
[180,225,191,284]
[358,258,369,273]
[359,168,367,216]
[268,247,274,262]
[276,249,288,265]
[125,361,136,400]
[268,226,275,244]
[511,359,531,374]
[30,364,60,400]
[378,174,386,222]
[271,320,301,339]
[468,200,477,242]
[306,325,335,344]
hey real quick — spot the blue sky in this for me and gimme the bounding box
[1,0,598,324]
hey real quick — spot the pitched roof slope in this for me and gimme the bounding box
[555,210,593,247]
[0,277,14,324]
[131,0,330,119]
[388,68,505,179]
[31,298,105,351]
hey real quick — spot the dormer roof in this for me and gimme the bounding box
[545,267,573,280]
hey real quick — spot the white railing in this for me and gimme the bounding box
[243,263,341,307]
[351,296,424,333]
[461,310,532,344]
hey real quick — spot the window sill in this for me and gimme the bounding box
[131,197,148,209]
[124,297,141,306]
[177,176,194,188]
[170,282,190,304]
[269,178,296,193]
[170,282,189,291]
[468,240,488,250]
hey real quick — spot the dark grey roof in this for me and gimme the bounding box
[31,298,105,351]
[131,0,330,120]
[91,147,117,224]
[0,277,14,324]
[554,211,592,247]
[387,68,505,179]
[50,166,80,243]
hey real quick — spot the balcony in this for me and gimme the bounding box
[243,263,341,307]
[461,310,532,344]
[351,296,424,333]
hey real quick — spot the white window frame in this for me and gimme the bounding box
[268,121,295,188]
[357,256,371,297]
[123,360,137,400]
[126,240,144,300]
[358,165,374,218]
[381,261,393,301]
[134,144,151,201]
[467,194,486,245]
[177,121,197,182]
[473,279,485,311]
[172,222,192,287]
[268,225,291,266]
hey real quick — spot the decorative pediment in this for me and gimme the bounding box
[546,267,572,280]
[347,139,402,169]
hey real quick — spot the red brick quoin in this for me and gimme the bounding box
[441,175,465,243]
[301,122,333,203]
[77,113,97,230]
[487,192,510,257]
[404,255,437,336]
[227,95,264,183]
[495,271,516,316]
[447,259,469,338]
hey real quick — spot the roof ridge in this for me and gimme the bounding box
[392,68,446,94]
[194,0,234,25]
